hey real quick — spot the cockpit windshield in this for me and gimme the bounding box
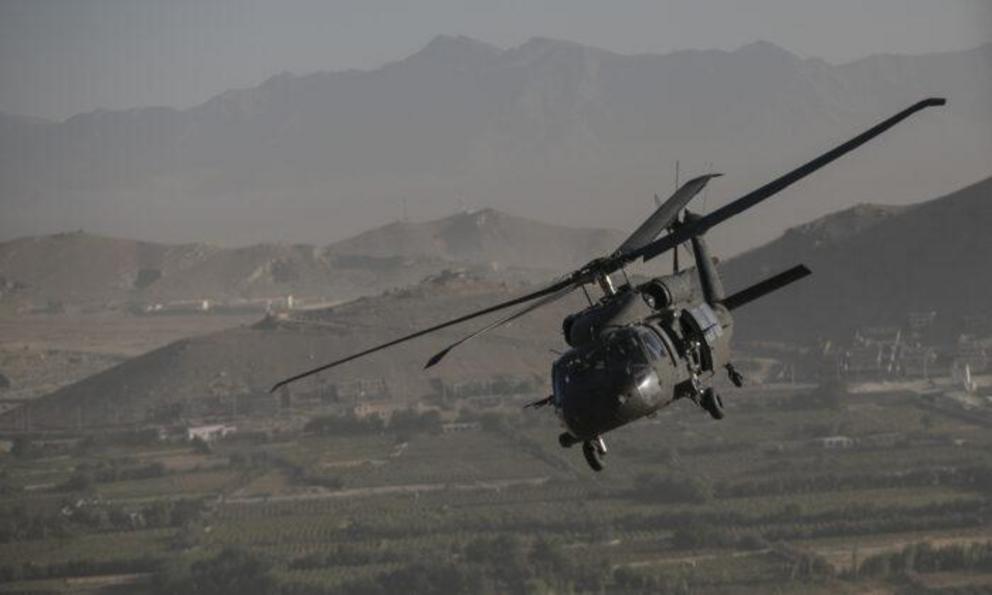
[639,327,668,362]
[553,327,653,395]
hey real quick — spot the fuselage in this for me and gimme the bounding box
[551,288,733,441]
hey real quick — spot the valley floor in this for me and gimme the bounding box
[2,380,992,594]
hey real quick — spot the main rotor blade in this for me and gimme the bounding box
[722,264,811,311]
[614,173,722,256]
[425,285,576,369]
[270,278,574,392]
[629,97,946,264]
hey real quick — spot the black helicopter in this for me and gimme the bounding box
[273,98,945,471]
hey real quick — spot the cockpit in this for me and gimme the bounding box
[551,325,674,438]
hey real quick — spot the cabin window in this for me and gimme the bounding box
[640,328,666,361]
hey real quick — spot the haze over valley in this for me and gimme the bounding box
[3,4,992,592]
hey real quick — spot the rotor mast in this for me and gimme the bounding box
[596,272,618,296]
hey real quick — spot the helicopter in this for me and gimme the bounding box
[273,97,945,472]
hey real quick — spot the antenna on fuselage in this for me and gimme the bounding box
[672,160,682,274]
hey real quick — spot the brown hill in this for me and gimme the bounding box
[0,209,624,308]
[326,207,622,270]
[4,271,588,429]
[721,177,992,344]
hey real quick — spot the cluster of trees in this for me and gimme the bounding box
[303,408,442,437]
[667,523,771,552]
[762,499,983,542]
[783,379,849,410]
[303,412,385,435]
[158,540,610,595]
[0,556,160,584]
[159,541,840,595]
[74,460,168,484]
[631,472,713,504]
[300,535,612,595]
[288,546,401,570]
[0,505,74,543]
[153,548,275,595]
[670,522,737,550]
[0,498,206,544]
[389,408,442,436]
[714,465,992,499]
[228,449,276,469]
[77,428,163,450]
[610,498,984,548]
[9,431,165,460]
[57,461,168,494]
[139,499,207,528]
[227,447,346,490]
[9,437,48,459]
[856,541,992,578]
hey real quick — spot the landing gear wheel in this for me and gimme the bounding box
[701,388,725,420]
[558,432,578,448]
[582,438,606,472]
[726,364,744,388]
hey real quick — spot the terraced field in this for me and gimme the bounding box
[2,386,992,593]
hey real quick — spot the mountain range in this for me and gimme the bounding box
[2,36,989,255]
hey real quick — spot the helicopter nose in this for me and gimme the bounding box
[557,372,661,439]
[634,369,663,405]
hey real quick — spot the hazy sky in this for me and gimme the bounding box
[2,0,990,120]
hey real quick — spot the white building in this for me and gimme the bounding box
[187,424,236,442]
[814,435,855,449]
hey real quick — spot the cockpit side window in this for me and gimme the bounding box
[640,328,666,361]
[606,330,647,368]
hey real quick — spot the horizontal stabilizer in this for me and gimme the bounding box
[722,265,811,311]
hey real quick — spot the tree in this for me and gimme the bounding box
[190,437,211,454]
[806,379,848,410]
[10,437,36,458]
[62,471,93,493]
[154,548,275,595]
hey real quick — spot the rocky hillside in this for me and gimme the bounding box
[2,271,588,429]
[0,208,625,307]
[722,177,992,343]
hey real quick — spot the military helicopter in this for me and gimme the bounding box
[273,98,945,471]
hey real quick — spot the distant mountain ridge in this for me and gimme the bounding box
[2,37,989,254]
[0,208,625,307]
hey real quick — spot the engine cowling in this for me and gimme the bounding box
[637,269,699,310]
[563,290,652,348]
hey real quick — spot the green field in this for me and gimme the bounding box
[3,387,992,594]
